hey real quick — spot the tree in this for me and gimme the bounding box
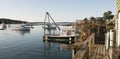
[89,17,96,33]
[96,17,103,23]
[103,11,114,21]
[83,18,88,22]
[103,11,114,32]
[90,16,96,23]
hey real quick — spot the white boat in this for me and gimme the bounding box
[0,23,6,30]
[43,26,77,40]
[60,26,76,36]
[11,24,30,31]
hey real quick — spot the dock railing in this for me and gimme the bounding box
[72,33,95,59]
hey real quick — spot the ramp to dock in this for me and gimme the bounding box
[73,33,110,59]
[90,44,109,59]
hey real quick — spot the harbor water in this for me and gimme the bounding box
[0,25,72,59]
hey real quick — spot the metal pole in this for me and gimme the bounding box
[44,14,47,35]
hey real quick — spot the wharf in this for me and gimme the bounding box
[72,35,108,59]
[90,44,108,59]
[72,33,120,59]
[43,34,77,42]
[72,33,95,59]
[73,44,109,59]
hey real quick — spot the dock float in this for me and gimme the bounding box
[43,35,77,42]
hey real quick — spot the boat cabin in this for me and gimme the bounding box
[11,24,30,31]
[60,26,76,36]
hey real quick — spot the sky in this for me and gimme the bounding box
[0,0,116,22]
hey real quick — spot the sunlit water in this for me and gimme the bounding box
[0,25,72,59]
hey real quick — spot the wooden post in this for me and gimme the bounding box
[72,49,75,59]
[93,33,95,45]
[74,37,77,42]
[89,40,91,57]
[44,35,48,42]
[109,47,113,59]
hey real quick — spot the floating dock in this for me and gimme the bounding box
[43,35,76,41]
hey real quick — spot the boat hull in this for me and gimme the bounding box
[11,28,30,31]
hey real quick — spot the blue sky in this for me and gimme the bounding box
[0,0,115,22]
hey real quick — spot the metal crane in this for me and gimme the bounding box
[43,12,61,30]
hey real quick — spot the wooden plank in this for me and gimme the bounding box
[90,44,108,59]
[95,44,98,59]
[90,45,96,59]
[74,49,87,59]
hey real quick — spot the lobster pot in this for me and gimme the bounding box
[105,32,110,50]
[110,29,116,47]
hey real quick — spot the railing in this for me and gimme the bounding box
[72,33,95,59]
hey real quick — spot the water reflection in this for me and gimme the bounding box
[43,41,72,59]
[60,44,71,51]
[13,30,30,36]
[0,25,72,59]
[44,42,51,59]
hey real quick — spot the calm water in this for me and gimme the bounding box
[0,25,72,59]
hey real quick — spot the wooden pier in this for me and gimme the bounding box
[72,33,106,59]
[72,33,120,59]
[90,44,108,59]
[72,33,95,59]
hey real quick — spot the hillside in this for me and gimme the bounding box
[0,18,27,24]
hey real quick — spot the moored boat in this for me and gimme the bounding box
[0,23,6,30]
[11,24,30,31]
[43,26,77,41]
[60,26,76,36]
